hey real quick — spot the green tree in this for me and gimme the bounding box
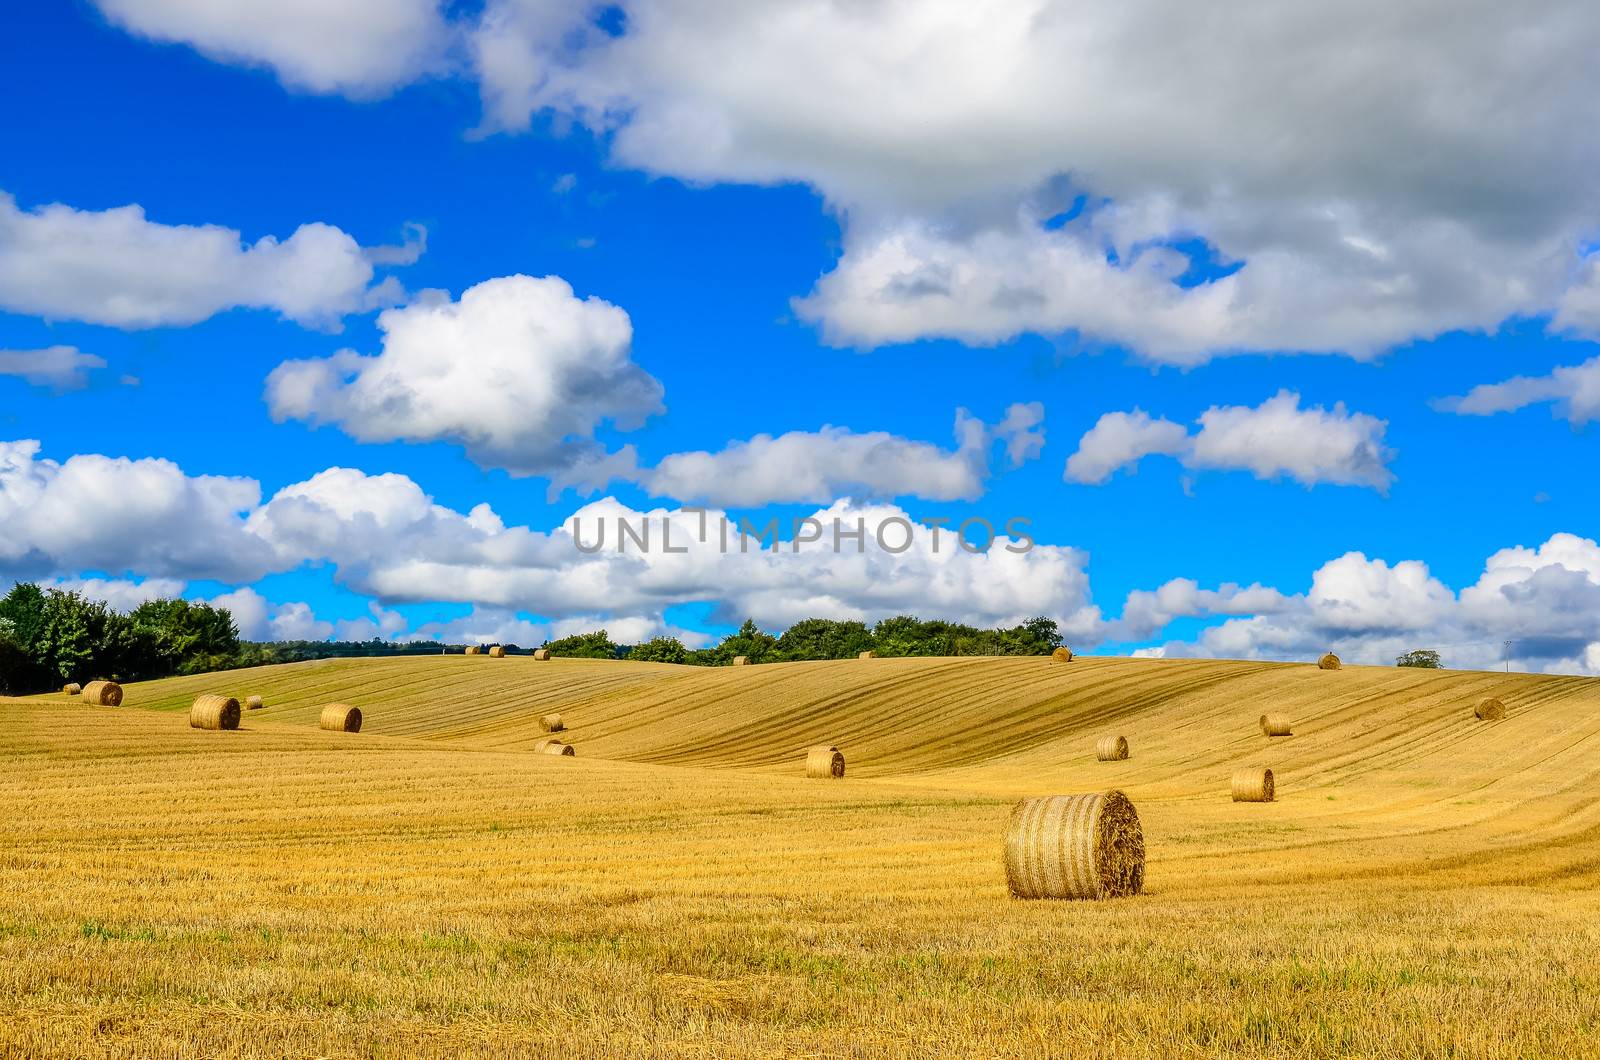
[544,630,622,659]
[1396,649,1442,669]
[775,618,873,661]
[628,636,689,663]
[713,619,777,664]
[0,583,46,653]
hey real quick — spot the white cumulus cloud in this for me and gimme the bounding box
[0,346,107,391]
[1065,392,1394,490]
[1436,355,1600,426]
[0,191,413,329]
[266,275,663,487]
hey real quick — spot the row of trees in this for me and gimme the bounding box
[0,584,242,693]
[0,580,1064,693]
[545,615,1064,665]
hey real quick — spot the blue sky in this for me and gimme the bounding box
[3,2,1599,671]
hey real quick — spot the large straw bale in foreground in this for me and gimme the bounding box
[535,739,575,756]
[189,694,240,731]
[1318,652,1342,670]
[81,681,122,706]
[805,745,845,778]
[540,713,564,733]
[489,646,506,658]
[1232,767,1275,802]
[532,649,551,661]
[319,704,362,732]
[1475,698,1506,720]
[1052,647,1074,663]
[1095,735,1130,761]
[1259,713,1293,737]
[1004,791,1145,900]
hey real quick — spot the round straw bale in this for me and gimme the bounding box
[189,694,240,730]
[532,648,551,661]
[732,655,749,666]
[540,713,565,733]
[319,704,362,732]
[858,650,876,660]
[1259,713,1293,737]
[1051,646,1074,663]
[1232,767,1275,802]
[81,680,123,707]
[805,745,845,778]
[245,694,263,710]
[1318,652,1342,670]
[535,738,575,756]
[489,646,506,658]
[1004,790,1145,900]
[1475,697,1506,720]
[465,646,480,655]
[1095,735,1130,761]
[62,682,81,695]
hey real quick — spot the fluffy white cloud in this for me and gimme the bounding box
[1065,392,1393,489]
[266,275,663,485]
[0,192,411,329]
[638,403,1042,506]
[205,587,337,641]
[0,440,272,582]
[469,0,1600,361]
[0,346,107,391]
[1436,355,1600,425]
[1063,410,1189,485]
[1137,535,1600,674]
[92,0,450,97]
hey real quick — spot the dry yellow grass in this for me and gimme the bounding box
[4,654,1600,1057]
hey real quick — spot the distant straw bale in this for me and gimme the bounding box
[465,646,480,656]
[62,682,81,696]
[189,694,240,731]
[81,681,122,706]
[245,695,263,710]
[533,649,551,661]
[1318,653,1342,670]
[1475,698,1506,720]
[535,739,575,756]
[319,704,362,732]
[1260,713,1293,737]
[733,656,749,666]
[489,646,506,658]
[1232,767,1275,802]
[858,650,876,660]
[1004,791,1145,900]
[805,745,845,778]
[540,714,564,733]
[1052,647,1074,663]
[1095,735,1130,761]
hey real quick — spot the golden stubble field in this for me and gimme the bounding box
[3,654,1600,1057]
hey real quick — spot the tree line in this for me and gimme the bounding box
[0,582,1064,694]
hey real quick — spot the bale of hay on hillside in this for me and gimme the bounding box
[1052,647,1074,663]
[1475,698,1506,720]
[1232,767,1275,802]
[535,738,575,756]
[245,695,263,710]
[540,714,564,733]
[1004,790,1145,900]
[805,745,845,778]
[532,649,551,661]
[858,650,876,660]
[1095,735,1130,761]
[733,655,749,666]
[1318,652,1342,670]
[81,681,122,707]
[189,694,240,731]
[319,704,362,733]
[62,682,81,695]
[1259,713,1293,737]
[465,646,480,656]
[489,646,506,658]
